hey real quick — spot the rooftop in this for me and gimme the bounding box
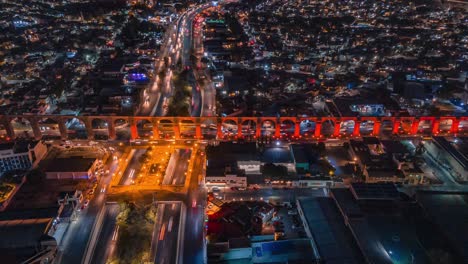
[416,191,468,261]
[251,239,319,264]
[261,146,294,164]
[40,157,97,172]
[297,197,364,264]
[432,136,468,170]
[331,187,445,264]
[0,218,52,249]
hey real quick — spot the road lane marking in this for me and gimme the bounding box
[112,225,119,241]
[168,216,174,232]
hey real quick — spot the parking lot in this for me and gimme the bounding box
[262,203,307,240]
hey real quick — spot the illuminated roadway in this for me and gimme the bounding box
[152,202,183,264]
[57,147,120,264]
[182,148,206,264]
[163,149,192,186]
[118,149,145,185]
[89,203,120,264]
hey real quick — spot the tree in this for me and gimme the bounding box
[113,202,156,264]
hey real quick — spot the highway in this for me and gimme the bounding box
[163,148,192,185]
[62,5,215,264]
[187,5,217,117]
[57,147,120,264]
[140,9,189,117]
[151,202,183,264]
[118,149,145,185]
[182,149,206,264]
[191,9,217,117]
[89,203,120,264]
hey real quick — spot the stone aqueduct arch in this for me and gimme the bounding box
[0,115,466,141]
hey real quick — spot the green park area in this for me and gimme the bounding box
[167,70,192,116]
[107,202,157,264]
[0,183,15,202]
[0,171,25,203]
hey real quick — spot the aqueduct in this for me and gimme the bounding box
[0,115,466,141]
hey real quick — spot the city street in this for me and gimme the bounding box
[3,0,468,264]
[151,202,184,264]
[163,148,191,186]
[118,149,145,185]
[57,148,119,264]
[89,203,120,264]
[182,149,207,264]
[139,9,190,117]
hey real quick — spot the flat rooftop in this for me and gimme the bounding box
[290,144,309,164]
[251,239,319,263]
[0,218,52,249]
[206,142,258,161]
[416,191,468,261]
[297,197,364,264]
[40,157,96,172]
[331,187,432,264]
[261,147,294,163]
[8,179,83,210]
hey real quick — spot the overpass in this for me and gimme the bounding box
[0,115,467,141]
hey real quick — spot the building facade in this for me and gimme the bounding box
[0,140,47,176]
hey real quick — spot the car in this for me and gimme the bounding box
[288,210,298,215]
[81,200,89,210]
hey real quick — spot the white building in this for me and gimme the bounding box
[205,163,247,188]
[0,140,47,176]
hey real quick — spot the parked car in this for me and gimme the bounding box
[81,199,90,210]
[288,210,298,215]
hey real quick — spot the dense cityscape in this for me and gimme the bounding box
[0,0,467,263]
